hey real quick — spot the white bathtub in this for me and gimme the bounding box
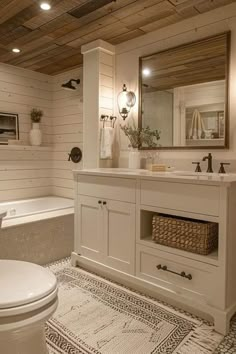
[0,196,74,228]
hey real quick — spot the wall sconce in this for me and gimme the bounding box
[117,84,136,120]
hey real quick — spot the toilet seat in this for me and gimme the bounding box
[0,260,57,315]
[0,287,58,318]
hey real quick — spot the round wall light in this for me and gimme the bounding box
[117,84,136,120]
[12,48,21,53]
[40,2,51,10]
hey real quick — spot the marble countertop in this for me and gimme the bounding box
[73,168,236,186]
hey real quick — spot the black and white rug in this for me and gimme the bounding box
[46,260,222,354]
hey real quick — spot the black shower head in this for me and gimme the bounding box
[61,79,80,90]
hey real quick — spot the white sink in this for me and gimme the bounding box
[101,168,148,174]
[173,171,229,177]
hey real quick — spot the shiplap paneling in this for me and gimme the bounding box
[0,63,84,202]
[52,67,83,199]
[99,51,114,118]
[0,63,53,201]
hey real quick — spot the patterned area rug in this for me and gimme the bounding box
[46,260,223,354]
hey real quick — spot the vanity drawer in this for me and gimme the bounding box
[77,175,136,203]
[140,180,220,216]
[136,244,223,308]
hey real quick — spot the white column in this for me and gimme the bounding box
[82,40,115,168]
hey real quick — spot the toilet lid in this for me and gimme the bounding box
[0,260,57,309]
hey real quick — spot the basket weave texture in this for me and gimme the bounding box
[152,214,218,255]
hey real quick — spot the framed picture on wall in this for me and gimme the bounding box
[0,112,19,145]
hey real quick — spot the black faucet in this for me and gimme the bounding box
[202,153,213,173]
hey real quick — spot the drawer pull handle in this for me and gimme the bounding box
[156,264,192,280]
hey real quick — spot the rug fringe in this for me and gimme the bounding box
[45,257,71,272]
[174,324,223,354]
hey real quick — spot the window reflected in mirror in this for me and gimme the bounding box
[139,33,230,149]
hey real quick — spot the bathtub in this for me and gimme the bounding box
[0,196,74,265]
[0,196,74,228]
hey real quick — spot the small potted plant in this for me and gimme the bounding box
[29,108,43,146]
[120,123,160,168]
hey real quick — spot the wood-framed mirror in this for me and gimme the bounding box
[139,32,230,150]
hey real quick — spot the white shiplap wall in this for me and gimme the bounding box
[0,63,84,202]
[0,63,53,201]
[52,67,83,199]
[99,50,115,168]
[82,40,115,168]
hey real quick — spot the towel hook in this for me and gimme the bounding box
[100,115,116,128]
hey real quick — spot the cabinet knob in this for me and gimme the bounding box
[103,201,107,205]
[98,201,102,204]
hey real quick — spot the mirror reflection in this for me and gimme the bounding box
[140,33,229,149]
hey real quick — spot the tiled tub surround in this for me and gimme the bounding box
[0,197,74,265]
[73,168,236,335]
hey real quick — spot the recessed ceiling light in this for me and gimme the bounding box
[12,48,21,53]
[40,2,51,10]
[143,68,151,76]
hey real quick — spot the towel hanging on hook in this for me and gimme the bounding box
[100,115,117,128]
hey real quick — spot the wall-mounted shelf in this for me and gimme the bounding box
[0,145,52,151]
[186,138,224,142]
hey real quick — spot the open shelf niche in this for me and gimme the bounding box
[139,209,219,266]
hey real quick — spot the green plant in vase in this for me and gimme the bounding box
[29,108,44,146]
[120,123,161,168]
[120,123,161,149]
[30,108,43,123]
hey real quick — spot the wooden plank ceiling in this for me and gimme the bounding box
[0,0,233,75]
[142,33,228,91]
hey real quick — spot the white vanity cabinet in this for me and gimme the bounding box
[73,169,236,335]
[74,174,136,274]
[77,195,103,263]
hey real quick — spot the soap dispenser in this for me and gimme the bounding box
[146,152,153,170]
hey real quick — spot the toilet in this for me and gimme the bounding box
[0,260,58,354]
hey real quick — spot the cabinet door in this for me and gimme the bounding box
[103,200,135,274]
[77,195,103,262]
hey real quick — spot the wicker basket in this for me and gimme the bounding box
[152,214,218,255]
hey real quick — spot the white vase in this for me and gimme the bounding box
[128,148,140,169]
[29,123,42,146]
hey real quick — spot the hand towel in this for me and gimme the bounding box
[189,109,205,139]
[100,127,113,159]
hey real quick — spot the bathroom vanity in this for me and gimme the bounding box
[72,168,236,335]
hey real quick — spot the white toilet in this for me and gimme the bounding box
[0,260,58,354]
